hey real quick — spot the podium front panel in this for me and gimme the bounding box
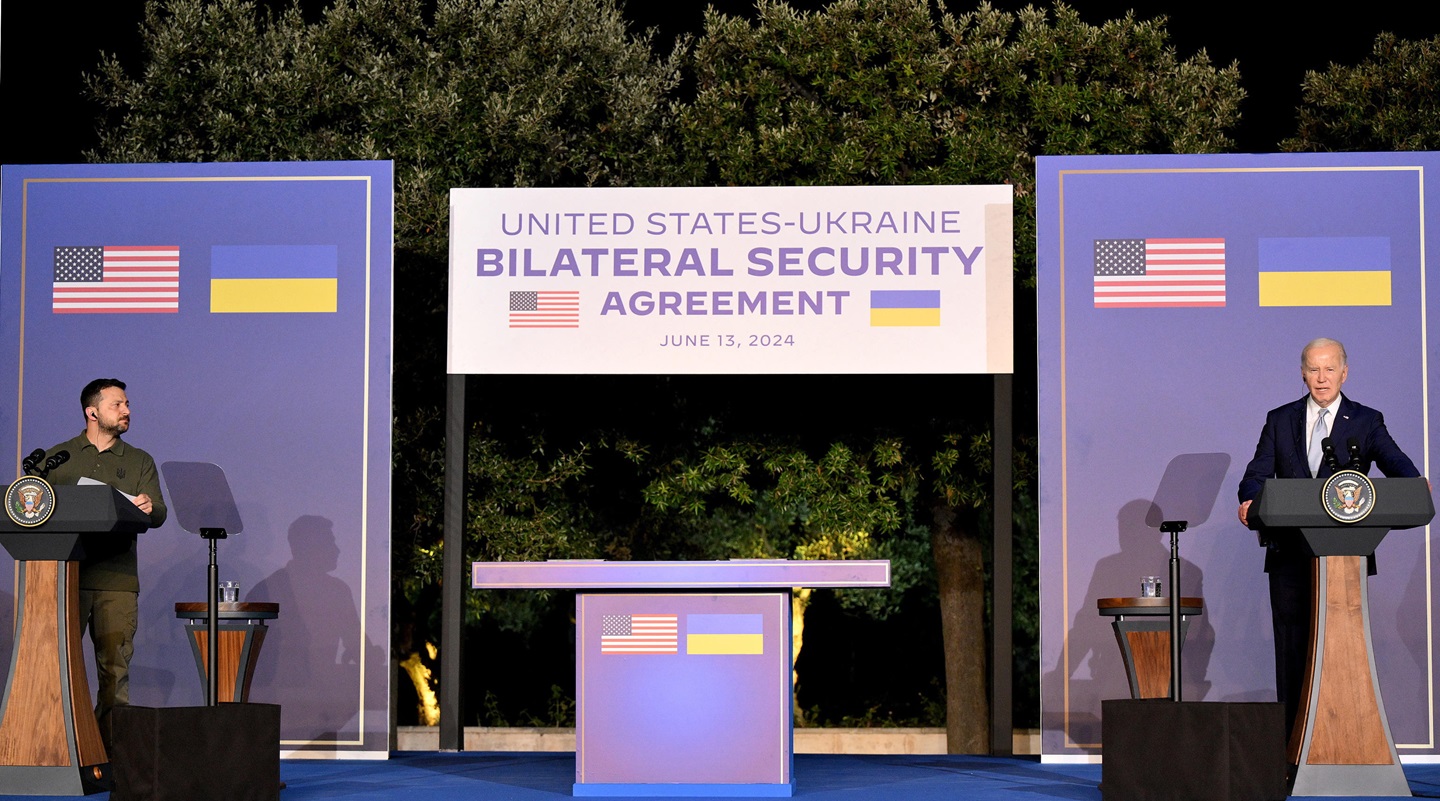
[575,592,791,793]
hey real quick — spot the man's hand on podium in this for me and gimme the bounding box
[133,493,155,516]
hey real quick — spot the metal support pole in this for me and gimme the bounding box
[440,374,467,750]
[991,374,1014,755]
[207,536,219,707]
[1160,520,1187,702]
[1169,529,1182,701]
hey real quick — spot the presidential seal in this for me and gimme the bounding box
[1322,469,1376,524]
[5,475,56,528]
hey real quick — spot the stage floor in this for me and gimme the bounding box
[4,752,1440,800]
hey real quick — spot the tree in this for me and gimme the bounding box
[679,0,1242,751]
[1284,32,1440,152]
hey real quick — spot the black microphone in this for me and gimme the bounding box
[1347,437,1368,473]
[20,448,45,475]
[39,450,69,479]
[1321,437,1340,473]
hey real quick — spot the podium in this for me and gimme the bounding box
[1250,476,1434,796]
[0,485,150,796]
[472,560,890,797]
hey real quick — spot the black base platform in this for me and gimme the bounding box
[111,703,280,801]
[1103,699,1287,801]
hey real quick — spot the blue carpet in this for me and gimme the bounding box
[7,753,1440,800]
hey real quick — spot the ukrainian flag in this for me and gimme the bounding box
[210,245,338,313]
[686,614,764,655]
[1257,237,1391,307]
[870,290,940,326]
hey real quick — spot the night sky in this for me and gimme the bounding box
[5,1,1440,168]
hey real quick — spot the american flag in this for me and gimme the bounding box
[53,246,180,314]
[600,614,678,654]
[1093,238,1225,308]
[509,290,579,328]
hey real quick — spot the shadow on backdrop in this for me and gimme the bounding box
[251,514,372,741]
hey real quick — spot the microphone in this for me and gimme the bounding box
[1347,437,1368,473]
[1320,437,1340,473]
[39,450,69,479]
[21,448,45,475]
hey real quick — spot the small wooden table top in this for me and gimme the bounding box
[174,602,279,620]
[1096,597,1203,617]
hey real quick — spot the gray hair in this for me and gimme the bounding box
[1301,338,1347,367]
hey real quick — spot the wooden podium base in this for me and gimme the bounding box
[1289,555,1409,797]
[0,560,110,795]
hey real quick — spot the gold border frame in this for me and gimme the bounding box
[13,172,380,748]
[1053,164,1433,751]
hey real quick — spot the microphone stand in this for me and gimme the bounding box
[1322,438,1340,475]
[1347,441,1367,473]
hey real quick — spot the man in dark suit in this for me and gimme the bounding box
[1237,337,1420,737]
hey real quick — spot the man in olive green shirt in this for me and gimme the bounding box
[46,378,166,749]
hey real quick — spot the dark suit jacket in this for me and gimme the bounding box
[1239,394,1420,573]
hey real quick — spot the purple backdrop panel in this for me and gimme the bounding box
[472,559,890,589]
[0,161,393,756]
[576,593,791,793]
[1037,152,1438,757]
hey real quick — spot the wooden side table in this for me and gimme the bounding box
[174,602,279,703]
[1096,596,1203,699]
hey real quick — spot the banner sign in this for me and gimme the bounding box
[1037,152,1438,758]
[0,160,394,757]
[448,185,1013,374]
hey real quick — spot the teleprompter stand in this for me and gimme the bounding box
[160,461,247,706]
[1103,454,1287,801]
[109,462,278,801]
